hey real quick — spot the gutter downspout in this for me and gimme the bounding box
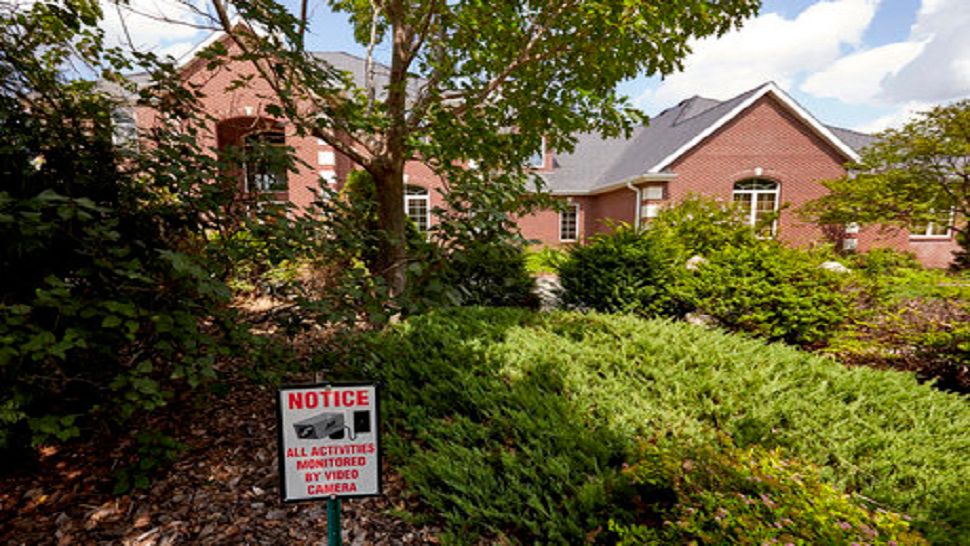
[626,181,641,231]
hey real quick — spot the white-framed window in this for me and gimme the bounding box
[733,179,779,236]
[560,203,579,241]
[244,130,288,192]
[528,137,546,169]
[404,185,430,233]
[319,170,337,186]
[111,107,138,148]
[318,150,335,166]
[911,211,953,238]
[643,185,665,200]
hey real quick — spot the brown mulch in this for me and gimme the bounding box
[0,364,439,546]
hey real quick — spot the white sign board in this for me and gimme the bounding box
[277,383,381,502]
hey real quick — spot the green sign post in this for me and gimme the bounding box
[328,497,341,546]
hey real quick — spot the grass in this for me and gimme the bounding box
[335,308,970,544]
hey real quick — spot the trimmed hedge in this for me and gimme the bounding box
[343,308,969,544]
[558,225,680,315]
[677,242,850,346]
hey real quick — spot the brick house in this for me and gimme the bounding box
[129,28,959,268]
[521,82,959,268]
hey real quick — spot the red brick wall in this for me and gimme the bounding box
[587,188,636,236]
[666,96,847,249]
[142,35,448,221]
[146,43,959,266]
[518,196,592,245]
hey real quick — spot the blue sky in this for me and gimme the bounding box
[104,0,969,133]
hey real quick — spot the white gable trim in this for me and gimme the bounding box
[175,16,268,70]
[648,82,860,173]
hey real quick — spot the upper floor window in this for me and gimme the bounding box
[560,203,579,242]
[405,185,430,233]
[911,211,953,238]
[244,131,288,192]
[733,179,779,236]
[111,107,138,148]
[528,137,546,169]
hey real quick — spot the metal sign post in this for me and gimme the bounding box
[276,382,381,545]
[327,497,341,546]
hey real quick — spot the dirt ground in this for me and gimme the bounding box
[0,363,439,545]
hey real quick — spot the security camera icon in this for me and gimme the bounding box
[293,412,345,440]
[293,410,372,441]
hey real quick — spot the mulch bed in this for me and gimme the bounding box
[0,364,439,545]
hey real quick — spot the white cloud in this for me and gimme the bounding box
[799,0,970,107]
[853,100,933,132]
[637,0,879,110]
[879,0,970,103]
[99,0,210,60]
[800,41,926,103]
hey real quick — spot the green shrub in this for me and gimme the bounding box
[436,239,539,309]
[611,437,927,545]
[558,224,680,315]
[645,194,758,258]
[343,308,969,544]
[0,3,296,455]
[676,242,850,346]
[848,248,923,277]
[525,245,567,274]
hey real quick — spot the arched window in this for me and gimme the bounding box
[244,130,288,193]
[404,185,430,233]
[733,179,779,236]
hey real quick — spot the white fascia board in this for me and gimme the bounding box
[648,82,860,173]
[549,173,676,196]
[175,16,268,70]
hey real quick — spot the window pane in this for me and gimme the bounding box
[755,192,776,213]
[560,205,578,241]
[733,192,751,203]
[734,179,777,191]
[406,196,429,233]
[246,131,288,192]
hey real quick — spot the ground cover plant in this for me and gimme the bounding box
[612,438,927,545]
[827,249,970,391]
[337,307,969,544]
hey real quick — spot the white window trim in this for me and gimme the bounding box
[242,131,288,194]
[559,203,579,242]
[317,150,335,166]
[530,137,547,169]
[404,187,431,233]
[733,180,780,237]
[910,211,955,239]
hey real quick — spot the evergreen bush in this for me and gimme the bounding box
[676,242,850,346]
[558,224,679,316]
[343,308,969,544]
[612,437,927,545]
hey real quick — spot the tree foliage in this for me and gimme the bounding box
[195,0,761,292]
[803,100,970,268]
[0,0,299,454]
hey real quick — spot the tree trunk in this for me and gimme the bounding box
[376,0,410,297]
[373,164,407,296]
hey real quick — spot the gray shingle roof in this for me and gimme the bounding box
[541,83,873,194]
[310,51,391,91]
[825,125,878,154]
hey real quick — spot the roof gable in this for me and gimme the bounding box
[648,82,861,173]
[540,82,869,195]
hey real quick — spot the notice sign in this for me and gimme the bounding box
[276,382,381,502]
